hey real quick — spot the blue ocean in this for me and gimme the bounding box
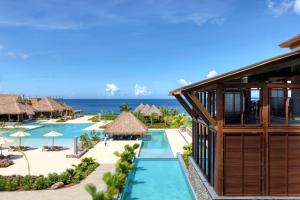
[64,99,185,114]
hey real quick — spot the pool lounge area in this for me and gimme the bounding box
[122,130,195,200]
[0,123,95,147]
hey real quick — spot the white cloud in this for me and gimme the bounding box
[105,83,119,96]
[0,45,30,60]
[294,0,300,14]
[177,79,192,86]
[266,0,294,16]
[134,84,151,96]
[206,70,218,79]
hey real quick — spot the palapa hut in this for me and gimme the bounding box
[144,105,162,117]
[104,112,148,140]
[0,94,35,122]
[140,104,151,116]
[32,97,70,118]
[133,104,145,113]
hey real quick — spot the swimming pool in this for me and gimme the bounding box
[122,130,195,200]
[138,130,173,158]
[123,159,195,200]
[0,123,94,147]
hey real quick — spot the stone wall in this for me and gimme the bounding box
[177,153,213,200]
[187,157,213,200]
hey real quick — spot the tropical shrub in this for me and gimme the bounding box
[182,144,192,166]
[85,183,112,200]
[0,159,14,168]
[120,104,131,112]
[0,157,99,191]
[80,131,101,149]
[100,114,118,120]
[0,121,6,129]
[34,176,50,190]
[85,143,140,200]
[47,173,60,185]
[21,176,34,190]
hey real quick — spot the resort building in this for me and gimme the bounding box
[0,94,35,122]
[104,112,148,140]
[31,97,74,119]
[171,35,300,197]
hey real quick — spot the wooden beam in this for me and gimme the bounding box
[215,84,224,195]
[174,94,197,118]
[185,93,217,126]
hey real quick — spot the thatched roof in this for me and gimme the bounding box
[32,97,65,112]
[0,94,35,115]
[104,112,148,135]
[133,104,145,113]
[140,104,151,116]
[144,105,162,117]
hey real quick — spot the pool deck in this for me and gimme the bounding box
[0,140,141,176]
[164,129,192,157]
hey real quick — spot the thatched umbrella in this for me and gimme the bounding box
[43,131,63,147]
[10,131,31,146]
[133,104,145,113]
[0,137,13,155]
[104,112,148,137]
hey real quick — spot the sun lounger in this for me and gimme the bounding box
[42,146,64,151]
[8,146,31,152]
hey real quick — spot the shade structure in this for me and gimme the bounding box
[140,104,151,116]
[43,131,63,147]
[0,137,13,155]
[144,105,162,117]
[104,112,148,136]
[133,104,145,113]
[10,131,31,146]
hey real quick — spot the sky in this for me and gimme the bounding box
[0,0,299,99]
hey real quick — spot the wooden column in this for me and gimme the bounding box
[215,84,224,195]
[262,84,269,195]
[195,121,200,164]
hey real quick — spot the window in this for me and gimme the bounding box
[270,89,286,125]
[224,92,241,124]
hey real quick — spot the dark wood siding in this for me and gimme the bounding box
[243,135,262,195]
[224,135,243,195]
[288,135,300,195]
[224,134,262,195]
[269,134,287,195]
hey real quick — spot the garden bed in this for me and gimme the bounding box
[0,157,99,191]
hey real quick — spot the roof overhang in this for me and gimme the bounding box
[170,50,300,95]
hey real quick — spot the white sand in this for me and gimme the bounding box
[0,140,141,176]
[41,115,94,124]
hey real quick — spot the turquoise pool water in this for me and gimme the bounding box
[0,123,94,147]
[122,131,195,200]
[138,130,173,158]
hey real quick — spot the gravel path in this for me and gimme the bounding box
[0,164,114,200]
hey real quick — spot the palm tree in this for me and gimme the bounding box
[120,104,131,112]
[160,107,170,126]
[85,184,112,200]
[149,112,158,125]
[17,150,30,175]
[102,172,126,194]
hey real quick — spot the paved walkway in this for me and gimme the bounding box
[165,129,192,157]
[0,164,114,200]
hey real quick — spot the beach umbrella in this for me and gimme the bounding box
[0,137,13,155]
[10,131,31,147]
[43,131,63,147]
